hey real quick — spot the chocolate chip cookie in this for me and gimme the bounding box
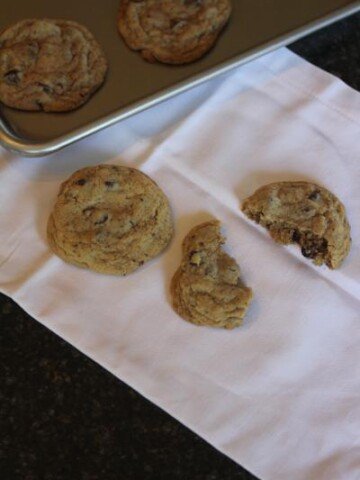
[118,0,232,65]
[242,182,351,269]
[0,19,107,112]
[47,165,173,275]
[171,220,253,329]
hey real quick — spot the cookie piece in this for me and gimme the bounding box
[47,165,173,275]
[171,220,253,329]
[242,182,351,269]
[118,0,232,65]
[0,19,107,112]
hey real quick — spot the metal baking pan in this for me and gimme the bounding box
[0,0,359,157]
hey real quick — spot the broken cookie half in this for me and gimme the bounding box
[242,181,351,269]
[171,220,253,329]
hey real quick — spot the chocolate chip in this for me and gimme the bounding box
[139,261,144,266]
[4,70,20,85]
[94,214,109,225]
[309,190,320,201]
[292,230,301,242]
[37,82,52,94]
[75,179,87,186]
[104,180,117,188]
[301,247,317,259]
[301,238,327,259]
[170,19,187,30]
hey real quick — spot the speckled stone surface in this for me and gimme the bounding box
[290,12,360,91]
[1,12,359,480]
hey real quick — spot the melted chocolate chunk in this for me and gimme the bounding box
[37,82,52,94]
[76,179,87,186]
[301,238,327,259]
[94,214,109,225]
[308,190,321,201]
[292,230,301,242]
[104,180,118,188]
[5,70,20,85]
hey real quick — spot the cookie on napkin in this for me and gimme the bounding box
[242,181,351,269]
[171,220,253,329]
[47,165,174,275]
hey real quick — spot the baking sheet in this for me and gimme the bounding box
[0,0,359,156]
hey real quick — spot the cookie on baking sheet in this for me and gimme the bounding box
[47,165,173,275]
[171,220,253,329]
[242,181,351,269]
[0,19,107,112]
[118,0,232,65]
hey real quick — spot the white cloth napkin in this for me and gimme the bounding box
[1,48,359,480]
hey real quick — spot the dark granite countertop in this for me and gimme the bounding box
[1,12,359,480]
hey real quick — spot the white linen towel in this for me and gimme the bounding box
[0,48,359,480]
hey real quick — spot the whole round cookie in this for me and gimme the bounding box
[242,181,351,269]
[118,0,232,64]
[171,220,253,329]
[0,19,108,112]
[47,165,173,275]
